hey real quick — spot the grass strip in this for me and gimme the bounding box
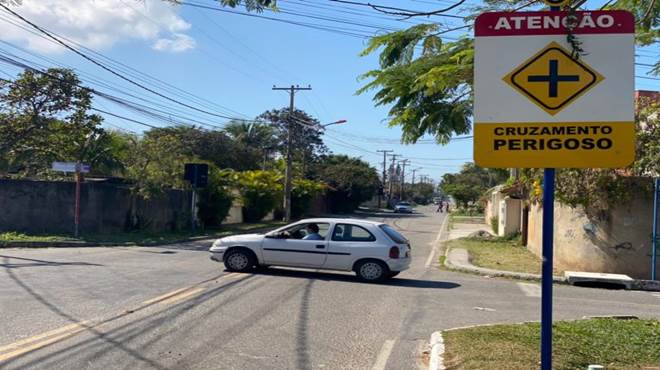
[443,318,660,370]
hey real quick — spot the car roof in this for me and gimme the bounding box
[295,218,383,226]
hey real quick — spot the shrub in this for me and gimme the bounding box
[291,179,326,219]
[490,216,499,235]
[232,170,283,223]
[197,167,234,227]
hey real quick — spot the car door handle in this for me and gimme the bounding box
[316,245,325,249]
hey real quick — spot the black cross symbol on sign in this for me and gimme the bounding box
[527,60,580,98]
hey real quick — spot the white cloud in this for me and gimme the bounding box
[152,33,195,53]
[0,0,195,53]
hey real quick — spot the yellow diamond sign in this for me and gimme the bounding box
[503,42,604,115]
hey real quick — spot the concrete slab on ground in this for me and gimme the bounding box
[448,223,491,240]
[565,271,635,289]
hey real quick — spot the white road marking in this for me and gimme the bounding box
[517,282,542,297]
[371,339,396,370]
[425,215,449,268]
[651,292,660,299]
[472,306,496,312]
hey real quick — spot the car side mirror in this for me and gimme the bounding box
[267,231,289,239]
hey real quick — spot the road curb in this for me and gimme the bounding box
[443,246,567,283]
[428,331,445,370]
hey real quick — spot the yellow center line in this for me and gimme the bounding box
[156,287,206,306]
[140,273,239,306]
[0,321,91,355]
[0,272,245,363]
[141,287,191,306]
[0,322,94,362]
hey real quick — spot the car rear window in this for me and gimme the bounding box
[332,224,376,242]
[379,224,408,244]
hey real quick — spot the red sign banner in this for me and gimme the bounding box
[475,10,634,37]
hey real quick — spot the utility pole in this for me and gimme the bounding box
[399,159,409,201]
[387,154,399,205]
[272,84,312,222]
[412,167,422,188]
[376,150,393,209]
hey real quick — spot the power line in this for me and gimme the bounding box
[327,0,465,19]
[90,108,159,129]
[0,5,252,121]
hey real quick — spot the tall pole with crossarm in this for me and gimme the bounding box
[377,150,393,208]
[272,84,311,222]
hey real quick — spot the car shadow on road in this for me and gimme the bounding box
[250,268,461,289]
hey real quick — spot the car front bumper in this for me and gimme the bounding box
[209,250,225,262]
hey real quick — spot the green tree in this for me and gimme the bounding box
[258,107,328,175]
[122,131,192,198]
[440,163,508,208]
[224,120,278,169]
[357,1,660,143]
[291,178,326,219]
[311,155,379,213]
[0,68,107,176]
[146,125,261,170]
[226,170,283,222]
[197,167,234,227]
[409,182,435,205]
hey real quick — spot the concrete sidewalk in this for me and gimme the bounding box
[443,217,659,289]
[447,221,491,240]
[444,218,565,282]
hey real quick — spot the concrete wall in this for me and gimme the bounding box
[0,179,190,234]
[498,197,522,236]
[484,187,504,228]
[222,193,327,224]
[528,196,659,279]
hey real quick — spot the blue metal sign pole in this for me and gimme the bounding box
[541,168,555,370]
[541,6,560,368]
[652,177,659,280]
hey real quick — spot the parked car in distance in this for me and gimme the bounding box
[209,218,411,282]
[394,201,413,213]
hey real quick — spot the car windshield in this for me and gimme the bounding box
[379,224,408,244]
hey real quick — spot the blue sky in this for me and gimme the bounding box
[0,0,657,182]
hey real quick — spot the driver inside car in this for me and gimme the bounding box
[302,223,323,240]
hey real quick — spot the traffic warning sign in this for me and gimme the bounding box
[474,10,635,168]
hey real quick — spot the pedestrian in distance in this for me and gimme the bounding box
[437,201,444,213]
[445,202,450,213]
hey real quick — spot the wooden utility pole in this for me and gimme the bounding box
[399,159,409,201]
[376,150,393,208]
[272,84,311,222]
[387,154,399,205]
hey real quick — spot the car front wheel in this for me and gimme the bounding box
[224,249,255,272]
[355,260,389,282]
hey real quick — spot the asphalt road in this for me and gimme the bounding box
[1,207,659,370]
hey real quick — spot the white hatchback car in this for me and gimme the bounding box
[209,218,411,282]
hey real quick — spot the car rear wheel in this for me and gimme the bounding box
[355,260,389,282]
[224,249,255,272]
